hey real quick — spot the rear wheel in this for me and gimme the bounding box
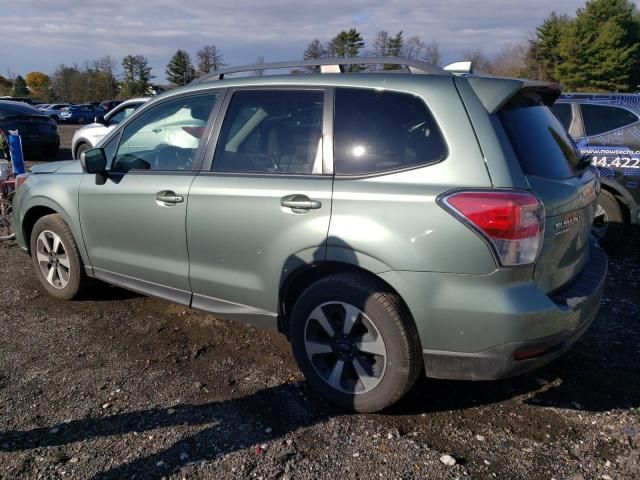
[592,190,624,251]
[0,198,14,241]
[290,273,422,412]
[30,214,89,300]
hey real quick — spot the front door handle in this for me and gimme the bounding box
[156,191,184,204]
[281,194,322,211]
[152,128,162,133]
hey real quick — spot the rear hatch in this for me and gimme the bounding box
[497,91,598,293]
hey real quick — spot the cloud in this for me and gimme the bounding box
[0,0,591,78]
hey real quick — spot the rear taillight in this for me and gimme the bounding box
[15,173,30,190]
[440,190,544,266]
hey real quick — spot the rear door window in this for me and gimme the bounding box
[333,88,447,175]
[498,92,580,180]
[580,104,638,137]
[213,90,324,175]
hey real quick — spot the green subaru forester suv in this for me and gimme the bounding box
[12,58,607,412]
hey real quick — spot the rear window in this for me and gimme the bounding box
[498,93,580,180]
[334,88,447,175]
[580,104,638,137]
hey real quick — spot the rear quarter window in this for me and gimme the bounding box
[498,93,580,180]
[550,103,572,131]
[333,88,447,175]
[580,104,638,137]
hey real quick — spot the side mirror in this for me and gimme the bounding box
[80,147,107,174]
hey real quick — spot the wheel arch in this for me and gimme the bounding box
[600,178,637,225]
[278,261,415,337]
[72,138,91,159]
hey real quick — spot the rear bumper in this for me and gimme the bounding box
[379,242,608,381]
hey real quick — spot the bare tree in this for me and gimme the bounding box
[402,35,425,59]
[423,41,442,66]
[460,48,493,73]
[196,45,226,77]
[252,56,265,76]
[488,43,528,77]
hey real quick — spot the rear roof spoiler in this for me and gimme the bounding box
[464,76,562,114]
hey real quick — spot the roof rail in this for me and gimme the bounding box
[194,57,448,82]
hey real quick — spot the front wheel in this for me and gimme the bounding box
[30,214,89,300]
[0,197,15,241]
[290,273,423,412]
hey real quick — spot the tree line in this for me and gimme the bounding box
[1,0,639,103]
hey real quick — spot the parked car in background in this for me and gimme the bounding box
[72,98,149,159]
[59,104,106,125]
[0,96,34,105]
[12,58,607,412]
[35,103,51,111]
[99,100,123,112]
[0,100,59,158]
[40,103,71,123]
[552,93,640,249]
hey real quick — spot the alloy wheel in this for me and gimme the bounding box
[36,230,70,289]
[304,301,387,394]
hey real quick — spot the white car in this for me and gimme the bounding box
[71,98,149,159]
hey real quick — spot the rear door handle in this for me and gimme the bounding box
[281,194,322,211]
[156,191,184,204]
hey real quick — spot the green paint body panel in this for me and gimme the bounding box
[12,68,607,381]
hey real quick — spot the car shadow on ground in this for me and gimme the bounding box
[1,334,638,480]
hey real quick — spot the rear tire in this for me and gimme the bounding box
[30,214,89,300]
[290,273,422,412]
[593,190,624,252]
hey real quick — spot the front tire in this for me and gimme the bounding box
[30,214,88,300]
[74,142,90,160]
[592,190,624,252]
[290,273,422,412]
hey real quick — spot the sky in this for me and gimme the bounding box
[0,0,600,81]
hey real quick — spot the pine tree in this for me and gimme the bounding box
[121,55,152,98]
[524,12,572,81]
[166,50,195,86]
[384,31,404,70]
[331,29,365,71]
[12,75,29,97]
[557,0,640,91]
[196,45,226,77]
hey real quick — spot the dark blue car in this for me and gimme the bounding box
[552,93,640,248]
[59,104,106,125]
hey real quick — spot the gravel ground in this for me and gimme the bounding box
[0,128,638,479]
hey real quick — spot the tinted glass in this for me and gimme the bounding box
[213,90,324,174]
[113,93,217,172]
[580,104,638,137]
[108,104,141,125]
[333,88,447,175]
[550,103,572,131]
[499,93,580,180]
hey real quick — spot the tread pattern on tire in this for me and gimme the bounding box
[291,272,423,412]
